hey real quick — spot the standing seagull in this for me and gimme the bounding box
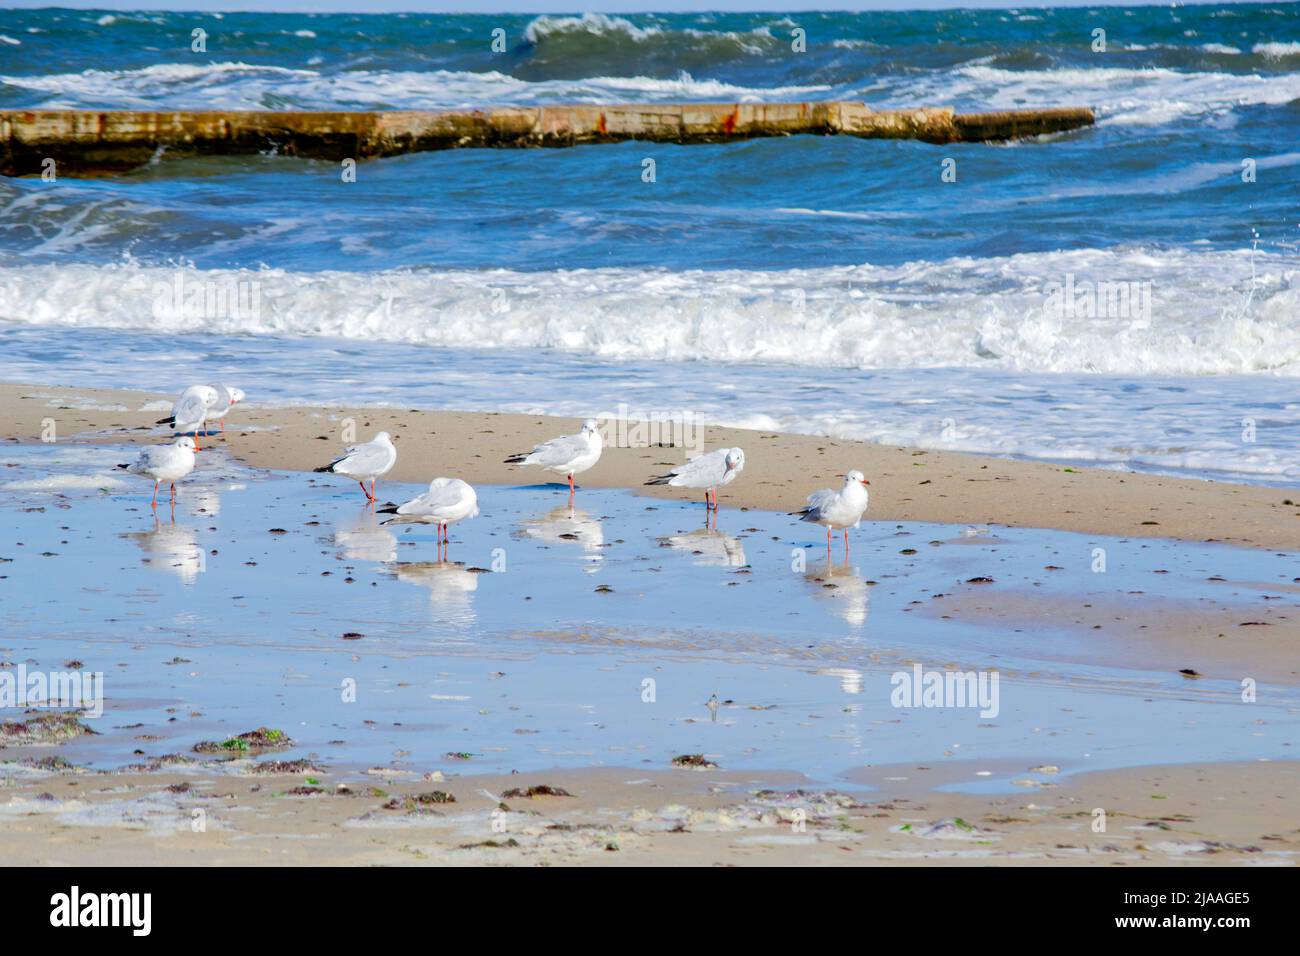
[157,385,217,450]
[645,446,745,512]
[206,384,245,434]
[378,478,478,558]
[504,419,603,497]
[118,437,197,508]
[793,470,871,555]
[313,431,397,502]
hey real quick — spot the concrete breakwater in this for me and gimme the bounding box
[1,103,1095,177]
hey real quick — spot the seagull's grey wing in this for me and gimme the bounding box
[336,441,388,474]
[423,481,467,511]
[671,449,727,486]
[526,434,586,467]
[172,391,208,425]
[136,446,168,470]
[802,488,838,517]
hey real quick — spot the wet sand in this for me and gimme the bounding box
[3,381,1297,550]
[2,381,1297,866]
[2,759,1295,866]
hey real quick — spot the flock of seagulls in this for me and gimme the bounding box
[121,388,874,554]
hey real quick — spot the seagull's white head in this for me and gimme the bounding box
[581,419,599,436]
[228,386,245,404]
[375,431,393,443]
[174,436,197,451]
[846,469,869,487]
[724,447,745,472]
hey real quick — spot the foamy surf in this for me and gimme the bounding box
[1,249,1294,377]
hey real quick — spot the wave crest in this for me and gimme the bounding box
[0,249,1295,378]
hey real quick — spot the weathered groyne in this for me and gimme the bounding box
[0,103,1095,177]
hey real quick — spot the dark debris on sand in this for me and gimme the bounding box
[193,726,293,755]
[382,791,457,812]
[500,785,574,799]
[672,754,718,769]
[0,711,98,747]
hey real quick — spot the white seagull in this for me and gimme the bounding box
[313,431,397,502]
[793,470,871,553]
[118,436,197,508]
[156,385,218,449]
[378,478,479,553]
[646,446,745,511]
[504,419,603,496]
[206,384,245,434]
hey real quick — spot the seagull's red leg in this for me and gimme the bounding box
[358,480,369,500]
[220,419,226,434]
[568,473,575,496]
[151,481,159,508]
[843,528,850,557]
[370,478,376,501]
[170,482,176,504]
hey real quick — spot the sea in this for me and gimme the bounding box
[1,5,1297,483]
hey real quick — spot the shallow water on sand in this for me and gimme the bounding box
[1,443,1296,790]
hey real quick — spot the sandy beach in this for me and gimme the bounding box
[4,382,1297,551]
[3,758,1296,867]
[1,380,1297,867]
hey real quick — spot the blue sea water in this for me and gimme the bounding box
[0,6,1297,481]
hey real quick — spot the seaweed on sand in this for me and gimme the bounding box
[0,712,97,747]
[381,791,456,812]
[500,785,574,799]
[193,727,292,755]
[671,754,718,769]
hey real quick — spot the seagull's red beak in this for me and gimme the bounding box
[860,479,870,486]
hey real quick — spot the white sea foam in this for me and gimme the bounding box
[0,62,828,111]
[1253,41,1300,58]
[5,53,1296,127]
[0,248,1294,378]
[876,63,1300,127]
[524,13,663,45]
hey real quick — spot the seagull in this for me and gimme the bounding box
[206,384,245,434]
[378,478,479,556]
[313,431,397,502]
[645,446,745,511]
[118,436,197,508]
[504,419,603,497]
[792,470,870,554]
[156,385,217,449]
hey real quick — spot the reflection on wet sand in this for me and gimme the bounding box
[334,506,398,563]
[659,527,748,568]
[125,517,205,585]
[518,504,604,569]
[817,667,865,694]
[390,560,479,627]
[804,559,870,629]
[186,486,223,517]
